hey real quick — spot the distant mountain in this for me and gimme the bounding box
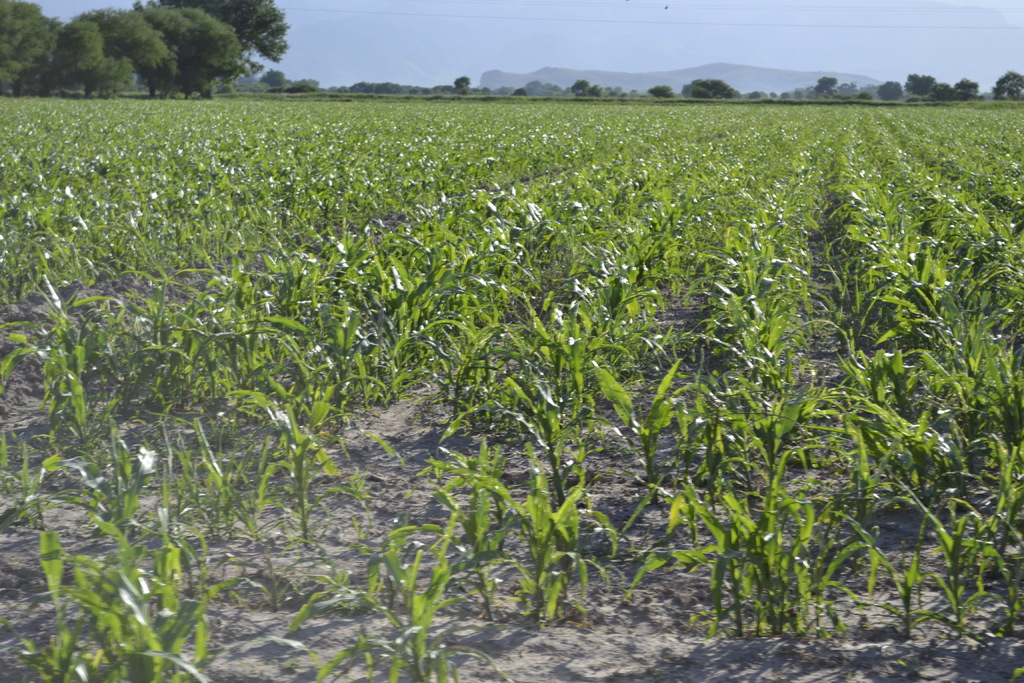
[37,0,1024,89]
[262,0,1021,90]
[481,64,883,94]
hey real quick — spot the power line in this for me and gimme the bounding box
[286,0,1024,14]
[280,6,1024,29]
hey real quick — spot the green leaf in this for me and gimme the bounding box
[595,367,636,430]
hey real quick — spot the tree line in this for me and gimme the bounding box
[0,0,287,98]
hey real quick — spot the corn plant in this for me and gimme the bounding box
[429,441,514,621]
[14,525,223,683]
[234,392,340,542]
[596,359,681,491]
[511,456,617,625]
[847,517,932,639]
[46,433,157,533]
[317,530,504,683]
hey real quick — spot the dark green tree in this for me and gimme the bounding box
[0,0,58,96]
[570,79,591,97]
[905,74,936,97]
[814,76,838,96]
[994,71,1024,100]
[454,75,470,95]
[259,67,286,87]
[877,81,903,101]
[648,84,674,98]
[77,8,172,90]
[157,0,287,71]
[684,79,738,99]
[928,82,956,102]
[953,78,979,101]
[54,19,115,96]
[587,83,602,97]
[139,6,244,97]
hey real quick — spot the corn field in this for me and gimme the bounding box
[2,99,1024,681]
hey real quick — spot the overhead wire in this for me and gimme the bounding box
[280,6,1024,30]
[288,0,1024,11]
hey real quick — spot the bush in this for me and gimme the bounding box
[284,82,319,94]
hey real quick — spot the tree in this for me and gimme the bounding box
[684,79,738,99]
[0,0,58,96]
[877,81,903,101]
[587,83,602,97]
[837,82,859,95]
[259,68,286,88]
[454,75,470,95]
[157,0,288,71]
[953,78,979,101]
[814,76,837,96]
[994,71,1024,100]
[648,84,673,98]
[77,9,172,91]
[570,79,590,97]
[905,74,936,97]
[139,6,244,97]
[928,82,956,102]
[53,19,123,97]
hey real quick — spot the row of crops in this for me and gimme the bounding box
[2,100,1024,681]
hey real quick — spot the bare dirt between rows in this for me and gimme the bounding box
[2,199,1022,681]
[2,383,1022,682]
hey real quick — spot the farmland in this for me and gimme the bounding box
[2,99,1024,681]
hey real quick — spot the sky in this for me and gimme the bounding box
[31,0,1024,89]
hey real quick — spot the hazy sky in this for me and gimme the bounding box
[31,1,1024,88]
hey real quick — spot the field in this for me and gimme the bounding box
[2,99,1024,682]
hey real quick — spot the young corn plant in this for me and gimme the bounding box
[491,373,587,507]
[848,514,953,639]
[428,441,514,621]
[0,436,55,531]
[911,494,996,641]
[234,392,341,543]
[634,450,861,637]
[511,457,617,625]
[16,525,223,683]
[45,433,157,533]
[595,359,681,493]
[316,531,505,683]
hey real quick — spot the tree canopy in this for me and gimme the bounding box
[877,81,903,101]
[0,0,287,97]
[905,74,936,97]
[138,5,244,97]
[814,76,837,96]
[156,0,288,71]
[994,71,1024,100]
[684,79,738,99]
[0,0,58,96]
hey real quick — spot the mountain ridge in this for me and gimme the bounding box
[480,63,883,94]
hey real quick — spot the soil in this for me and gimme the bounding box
[1,281,1023,683]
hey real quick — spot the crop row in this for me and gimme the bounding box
[2,102,1024,681]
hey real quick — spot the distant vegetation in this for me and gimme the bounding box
[1,0,1023,102]
[0,0,287,98]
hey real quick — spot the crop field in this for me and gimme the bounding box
[2,99,1024,682]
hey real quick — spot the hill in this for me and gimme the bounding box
[480,64,883,94]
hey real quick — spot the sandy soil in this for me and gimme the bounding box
[2,282,1023,682]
